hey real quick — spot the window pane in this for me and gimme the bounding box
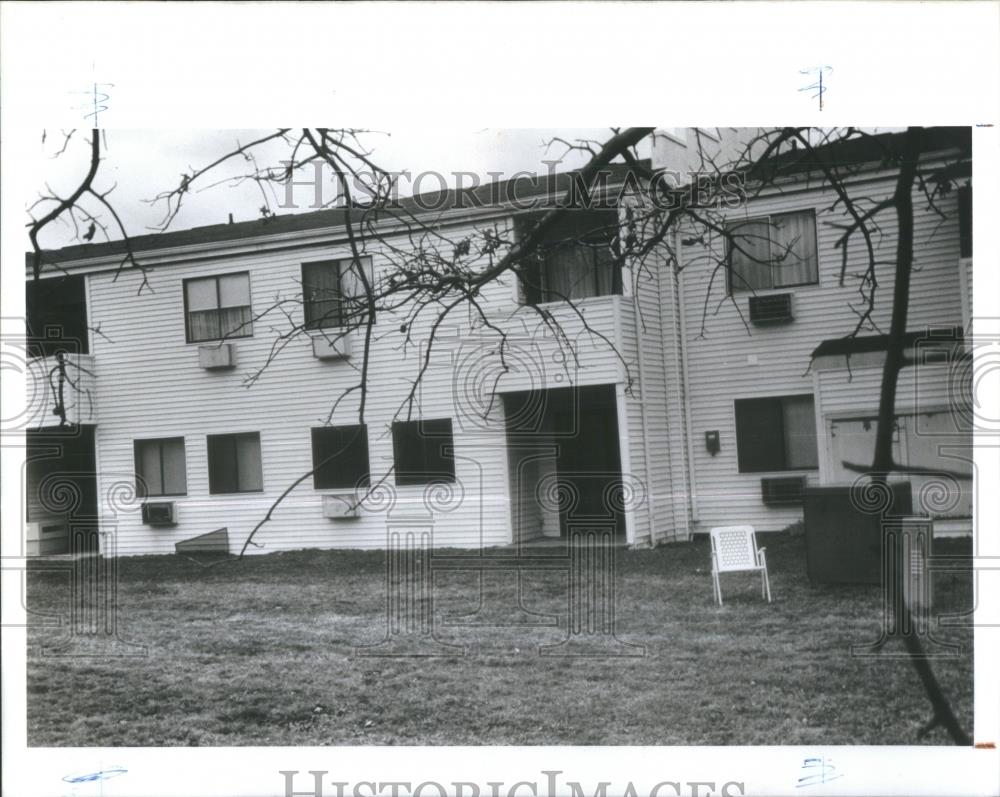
[218,273,251,308]
[728,219,772,292]
[771,211,818,287]
[161,439,187,495]
[312,425,370,489]
[392,419,455,485]
[734,398,785,472]
[135,441,163,497]
[235,433,264,492]
[207,435,238,494]
[303,262,342,329]
[188,309,222,342]
[525,210,619,304]
[545,244,597,300]
[218,306,252,338]
[339,257,375,325]
[186,278,218,311]
[782,396,819,469]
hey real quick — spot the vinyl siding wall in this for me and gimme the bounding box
[81,214,650,555]
[673,167,968,533]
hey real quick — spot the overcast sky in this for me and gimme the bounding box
[30,128,649,250]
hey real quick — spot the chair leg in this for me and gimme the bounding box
[762,568,772,603]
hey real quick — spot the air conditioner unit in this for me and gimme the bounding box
[323,494,360,519]
[748,293,793,325]
[25,521,69,555]
[198,343,236,370]
[142,501,177,526]
[312,334,352,361]
[761,476,807,506]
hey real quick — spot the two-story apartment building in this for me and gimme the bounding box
[21,127,973,557]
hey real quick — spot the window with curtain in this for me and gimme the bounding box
[134,437,187,497]
[302,257,374,329]
[184,272,253,342]
[311,424,370,489]
[734,395,819,473]
[726,209,818,293]
[518,209,621,304]
[207,432,264,494]
[391,418,455,485]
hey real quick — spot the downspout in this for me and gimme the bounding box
[674,229,699,529]
[631,290,658,546]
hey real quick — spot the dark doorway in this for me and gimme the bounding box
[504,385,624,541]
[26,426,100,553]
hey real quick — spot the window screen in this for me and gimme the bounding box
[311,425,370,489]
[207,432,263,494]
[392,418,456,485]
[134,438,187,497]
[735,395,818,473]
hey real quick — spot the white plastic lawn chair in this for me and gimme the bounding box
[709,525,772,606]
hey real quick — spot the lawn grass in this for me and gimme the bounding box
[25,533,973,746]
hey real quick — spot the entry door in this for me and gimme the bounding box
[555,392,623,537]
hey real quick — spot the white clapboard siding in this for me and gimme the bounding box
[84,214,644,555]
[674,170,966,533]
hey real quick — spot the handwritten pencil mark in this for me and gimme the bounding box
[796,756,843,788]
[799,66,832,111]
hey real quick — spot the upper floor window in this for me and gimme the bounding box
[134,437,187,497]
[302,257,374,330]
[26,274,89,358]
[207,432,263,494]
[392,418,455,486]
[311,424,370,489]
[184,272,253,343]
[734,394,818,473]
[726,209,818,293]
[518,209,621,304]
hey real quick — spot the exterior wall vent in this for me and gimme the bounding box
[323,494,360,519]
[141,501,177,526]
[198,343,236,370]
[312,334,352,361]
[749,293,793,325]
[761,476,807,506]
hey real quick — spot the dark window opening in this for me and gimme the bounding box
[26,275,89,358]
[726,209,818,293]
[311,424,370,489]
[518,209,622,304]
[958,184,972,259]
[302,257,374,330]
[184,272,253,343]
[134,437,187,498]
[207,432,263,494]
[735,395,819,473]
[392,418,456,485]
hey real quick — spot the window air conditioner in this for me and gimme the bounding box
[761,476,807,506]
[312,334,352,361]
[198,343,236,369]
[748,293,793,325]
[323,494,360,519]
[142,501,177,526]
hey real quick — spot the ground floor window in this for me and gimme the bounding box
[734,394,818,472]
[207,432,263,494]
[311,424,370,489]
[134,437,187,497]
[392,418,455,485]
